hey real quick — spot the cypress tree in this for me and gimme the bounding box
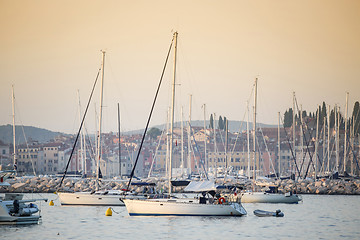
[330,109,335,128]
[209,114,214,129]
[352,101,360,136]
[318,105,323,126]
[283,108,293,127]
[321,102,327,121]
[219,116,224,130]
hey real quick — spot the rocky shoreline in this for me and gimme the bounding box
[1,177,360,195]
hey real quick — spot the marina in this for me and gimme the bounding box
[1,1,360,239]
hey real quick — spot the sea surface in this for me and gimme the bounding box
[1,194,359,240]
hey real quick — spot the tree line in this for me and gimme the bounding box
[209,114,228,131]
[283,101,360,136]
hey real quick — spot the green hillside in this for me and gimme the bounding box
[0,124,65,145]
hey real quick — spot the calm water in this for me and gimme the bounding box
[1,194,359,239]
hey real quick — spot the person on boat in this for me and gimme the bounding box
[10,200,19,215]
[199,192,207,204]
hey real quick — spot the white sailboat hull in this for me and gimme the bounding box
[123,198,247,216]
[58,192,125,206]
[241,192,301,203]
[58,191,149,206]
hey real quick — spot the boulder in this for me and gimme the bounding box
[315,186,328,194]
[29,180,38,188]
[314,181,322,188]
[74,181,84,189]
[300,182,307,187]
[344,186,354,195]
[300,186,308,193]
[12,182,27,189]
[284,179,294,186]
[65,181,73,188]
[331,185,345,194]
[353,188,360,195]
[307,183,317,194]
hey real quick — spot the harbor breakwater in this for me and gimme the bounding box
[1,177,360,195]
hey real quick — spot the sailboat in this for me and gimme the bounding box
[0,86,47,225]
[241,188,301,203]
[123,32,247,217]
[124,180,246,216]
[241,80,301,204]
[57,51,145,206]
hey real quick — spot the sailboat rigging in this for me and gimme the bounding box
[124,35,174,193]
[241,79,301,204]
[123,32,247,217]
[57,51,145,206]
[58,64,101,189]
[0,86,47,225]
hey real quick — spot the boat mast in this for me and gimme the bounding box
[223,117,229,182]
[78,90,84,176]
[300,104,304,176]
[11,85,17,172]
[203,104,207,171]
[352,116,356,175]
[247,103,250,179]
[335,105,340,173]
[327,104,330,173]
[165,108,170,179]
[96,51,106,184]
[314,106,320,180]
[93,103,97,175]
[225,118,228,172]
[118,103,121,178]
[292,92,296,177]
[356,124,359,176]
[344,92,349,173]
[181,106,184,176]
[253,78,257,181]
[83,123,87,176]
[322,115,326,176]
[213,113,217,179]
[188,94,192,175]
[169,31,178,195]
[278,112,281,178]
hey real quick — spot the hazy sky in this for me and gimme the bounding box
[1,0,359,134]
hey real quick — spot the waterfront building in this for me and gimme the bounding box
[17,144,41,175]
[0,141,11,170]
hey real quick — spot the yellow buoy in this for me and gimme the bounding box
[49,200,54,206]
[105,207,112,216]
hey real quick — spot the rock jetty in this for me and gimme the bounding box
[1,177,360,195]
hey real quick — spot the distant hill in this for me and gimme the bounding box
[0,124,66,145]
[123,120,277,135]
[0,120,277,144]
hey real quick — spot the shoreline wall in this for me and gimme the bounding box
[1,177,360,195]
